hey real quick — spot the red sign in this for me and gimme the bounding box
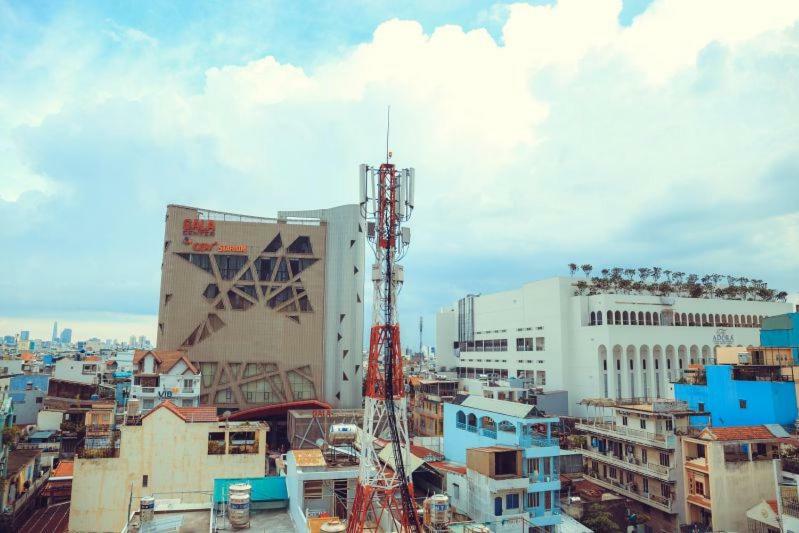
[191,241,217,252]
[183,218,216,236]
[218,244,248,253]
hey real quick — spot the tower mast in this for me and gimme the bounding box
[349,151,420,532]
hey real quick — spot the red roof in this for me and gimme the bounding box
[427,461,466,475]
[410,445,444,461]
[768,500,779,514]
[52,460,74,477]
[133,349,198,374]
[701,426,780,441]
[141,401,218,423]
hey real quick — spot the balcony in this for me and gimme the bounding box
[584,470,676,513]
[575,421,675,449]
[482,428,498,439]
[687,492,712,510]
[684,457,708,473]
[485,475,531,493]
[581,448,675,481]
[519,435,558,448]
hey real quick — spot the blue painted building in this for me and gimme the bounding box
[674,365,797,427]
[9,374,49,393]
[760,312,799,361]
[443,395,561,530]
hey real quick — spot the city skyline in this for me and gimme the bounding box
[3,0,799,345]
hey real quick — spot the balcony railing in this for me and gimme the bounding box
[584,469,675,513]
[581,447,675,480]
[575,421,675,448]
[482,428,497,439]
[520,435,559,447]
[456,421,465,430]
[466,425,477,433]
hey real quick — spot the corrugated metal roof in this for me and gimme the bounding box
[453,394,546,419]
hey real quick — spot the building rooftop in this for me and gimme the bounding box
[133,349,198,374]
[699,424,790,442]
[140,401,218,423]
[292,448,327,467]
[450,394,550,419]
[6,449,41,477]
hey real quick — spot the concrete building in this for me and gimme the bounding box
[760,312,799,360]
[577,398,707,532]
[674,365,797,427]
[155,204,364,411]
[68,401,267,532]
[130,349,201,412]
[681,425,787,532]
[436,277,792,416]
[52,358,100,385]
[284,448,358,532]
[443,395,561,530]
[410,378,457,437]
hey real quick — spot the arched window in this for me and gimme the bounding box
[630,312,637,325]
[597,312,603,325]
[645,312,652,325]
[467,413,477,428]
[480,416,496,430]
[734,315,740,327]
[653,313,660,325]
[714,314,720,326]
[638,311,644,325]
[622,311,629,325]
[456,411,466,426]
[682,313,688,326]
[721,314,728,326]
[675,314,681,326]
[615,311,621,324]
[701,313,707,326]
[498,420,516,433]
[688,314,695,326]
[590,311,596,326]
[607,310,613,325]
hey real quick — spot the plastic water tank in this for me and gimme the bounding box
[328,424,358,445]
[228,484,251,529]
[320,518,347,532]
[140,496,154,523]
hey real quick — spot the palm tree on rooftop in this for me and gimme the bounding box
[581,264,593,279]
[638,267,651,284]
[568,263,578,278]
[624,268,636,280]
[652,267,662,283]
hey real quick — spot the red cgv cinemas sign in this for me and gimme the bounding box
[183,218,216,236]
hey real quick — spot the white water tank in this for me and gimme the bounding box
[320,518,347,532]
[140,496,154,523]
[328,424,358,445]
[228,483,251,529]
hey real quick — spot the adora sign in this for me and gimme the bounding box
[712,328,735,345]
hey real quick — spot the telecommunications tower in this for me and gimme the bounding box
[347,151,421,532]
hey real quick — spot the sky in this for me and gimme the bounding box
[1,0,798,345]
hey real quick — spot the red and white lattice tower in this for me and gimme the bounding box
[347,160,422,533]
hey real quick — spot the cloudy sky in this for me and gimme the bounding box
[2,0,798,345]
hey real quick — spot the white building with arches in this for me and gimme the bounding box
[435,277,793,416]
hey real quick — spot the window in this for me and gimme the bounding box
[739,399,747,409]
[506,493,520,509]
[608,466,617,479]
[660,484,670,498]
[215,254,247,280]
[641,449,647,464]
[287,236,313,254]
[622,416,628,426]
[665,419,673,432]
[643,478,649,493]
[142,399,154,410]
[639,419,646,430]
[698,402,705,412]
[659,453,670,467]
[142,475,148,487]
[453,483,460,500]
[626,471,634,483]
[528,492,540,507]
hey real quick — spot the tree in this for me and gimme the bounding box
[581,264,593,278]
[568,263,578,277]
[575,280,588,295]
[582,504,621,533]
[652,267,662,283]
[637,267,651,283]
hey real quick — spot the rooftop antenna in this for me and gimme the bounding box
[385,105,392,164]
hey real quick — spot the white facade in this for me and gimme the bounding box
[279,205,365,409]
[436,277,792,416]
[130,352,201,412]
[52,358,100,385]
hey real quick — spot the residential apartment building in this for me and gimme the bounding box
[411,378,457,436]
[130,349,201,411]
[436,277,792,416]
[443,395,561,530]
[682,425,786,532]
[577,398,705,532]
[69,401,267,532]
[156,203,364,410]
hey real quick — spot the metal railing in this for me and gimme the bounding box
[576,420,675,448]
[583,469,675,512]
[520,435,559,447]
[581,447,674,479]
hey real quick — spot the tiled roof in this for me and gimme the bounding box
[52,460,74,477]
[700,425,780,441]
[451,394,548,419]
[409,445,444,461]
[141,401,217,423]
[768,500,779,514]
[133,349,198,374]
[427,461,466,475]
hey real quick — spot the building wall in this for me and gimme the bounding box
[707,442,778,532]
[53,359,97,385]
[10,389,45,426]
[435,306,458,371]
[675,366,798,427]
[437,277,792,416]
[68,408,266,532]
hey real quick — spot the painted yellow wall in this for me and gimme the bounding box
[68,408,266,532]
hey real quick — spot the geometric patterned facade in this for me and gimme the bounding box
[156,204,364,411]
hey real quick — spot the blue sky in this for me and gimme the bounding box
[1,0,797,344]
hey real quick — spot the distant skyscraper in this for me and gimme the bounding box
[59,328,73,344]
[19,331,29,341]
[138,335,146,348]
[52,321,58,342]
[129,335,136,347]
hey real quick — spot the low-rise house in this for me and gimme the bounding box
[682,425,787,532]
[285,447,359,532]
[443,394,561,531]
[0,448,45,521]
[130,349,201,412]
[411,378,457,436]
[68,401,267,532]
[745,500,780,533]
